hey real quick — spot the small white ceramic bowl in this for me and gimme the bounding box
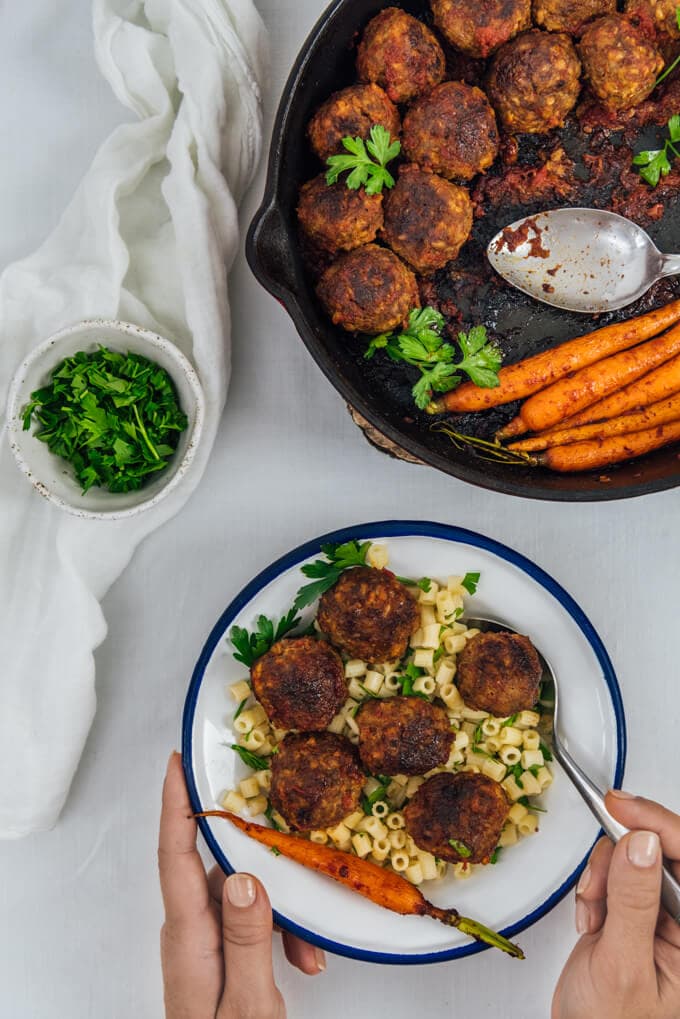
[6,319,205,520]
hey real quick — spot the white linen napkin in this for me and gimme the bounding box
[0,0,267,837]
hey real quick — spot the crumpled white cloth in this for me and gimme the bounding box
[0,0,267,837]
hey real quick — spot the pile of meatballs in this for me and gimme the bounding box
[247,565,544,868]
[297,1,673,337]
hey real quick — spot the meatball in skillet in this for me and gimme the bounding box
[317,566,419,663]
[357,696,454,776]
[533,0,616,35]
[402,82,499,182]
[316,244,419,335]
[381,164,473,274]
[625,0,680,41]
[297,175,383,254]
[430,0,531,58]
[269,732,365,831]
[456,630,542,717]
[487,30,582,134]
[356,8,446,104]
[579,14,664,110]
[250,636,346,731]
[307,83,401,163]
[405,771,510,864]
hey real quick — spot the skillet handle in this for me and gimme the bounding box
[246,200,299,298]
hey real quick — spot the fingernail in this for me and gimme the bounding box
[609,788,635,799]
[627,831,659,869]
[226,873,256,907]
[314,947,327,972]
[575,899,590,934]
[576,863,591,896]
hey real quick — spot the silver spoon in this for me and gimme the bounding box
[487,208,680,314]
[466,616,680,923]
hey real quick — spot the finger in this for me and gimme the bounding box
[656,910,680,951]
[207,865,226,908]
[220,874,283,1017]
[599,829,662,975]
[158,752,210,922]
[282,930,327,975]
[575,837,614,936]
[607,791,680,860]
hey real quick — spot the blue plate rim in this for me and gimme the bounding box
[182,519,627,965]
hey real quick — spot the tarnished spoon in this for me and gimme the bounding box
[487,208,680,314]
[466,616,680,923]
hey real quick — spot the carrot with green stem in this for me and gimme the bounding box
[426,298,680,415]
[195,810,524,959]
[536,418,680,472]
[496,322,680,440]
[507,391,680,452]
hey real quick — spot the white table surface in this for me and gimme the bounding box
[2,3,680,1017]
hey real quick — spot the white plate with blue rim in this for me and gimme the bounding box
[182,520,626,965]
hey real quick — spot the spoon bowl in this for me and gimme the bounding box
[487,208,680,314]
[466,615,680,923]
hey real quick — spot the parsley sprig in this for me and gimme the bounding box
[294,540,371,611]
[633,114,680,186]
[448,838,472,858]
[365,308,502,410]
[230,608,301,668]
[230,744,270,771]
[22,346,188,493]
[325,125,401,195]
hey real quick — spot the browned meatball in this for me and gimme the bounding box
[625,0,680,40]
[405,772,510,863]
[381,164,473,273]
[456,631,542,716]
[269,732,364,831]
[579,14,664,110]
[297,175,383,254]
[430,0,531,58]
[250,636,347,731]
[316,244,419,335]
[307,84,401,163]
[357,8,446,104]
[357,696,454,775]
[317,566,419,663]
[533,0,616,35]
[487,30,582,134]
[402,82,499,181]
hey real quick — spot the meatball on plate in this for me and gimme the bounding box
[184,522,625,965]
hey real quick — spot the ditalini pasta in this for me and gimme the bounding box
[220,543,554,886]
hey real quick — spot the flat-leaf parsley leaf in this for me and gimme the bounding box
[230,607,302,667]
[325,125,401,195]
[293,540,371,611]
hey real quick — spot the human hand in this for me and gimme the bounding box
[159,752,325,1019]
[552,790,680,1019]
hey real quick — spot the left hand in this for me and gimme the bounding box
[159,751,324,1019]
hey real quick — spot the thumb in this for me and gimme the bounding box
[219,873,283,1018]
[599,830,662,972]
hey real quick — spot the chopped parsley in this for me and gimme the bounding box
[230,607,301,667]
[325,124,401,195]
[501,713,518,728]
[539,740,553,762]
[397,663,429,699]
[294,540,371,611]
[270,847,282,857]
[233,698,249,721]
[448,838,472,858]
[22,346,188,494]
[461,572,480,595]
[361,779,390,815]
[364,310,502,410]
[265,802,282,831]
[396,576,432,592]
[490,847,502,865]
[230,744,270,771]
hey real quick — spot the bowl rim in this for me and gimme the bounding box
[182,519,627,965]
[245,0,680,502]
[6,318,206,521]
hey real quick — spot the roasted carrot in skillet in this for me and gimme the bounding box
[195,810,524,958]
[535,418,680,472]
[543,351,680,430]
[507,392,680,452]
[496,323,680,440]
[426,298,680,415]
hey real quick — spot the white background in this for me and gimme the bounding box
[1,2,679,1017]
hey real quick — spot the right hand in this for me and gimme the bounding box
[552,790,680,1019]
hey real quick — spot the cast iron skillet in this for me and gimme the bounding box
[246,0,680,501]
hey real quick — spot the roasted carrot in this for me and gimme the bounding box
[426,298,680,415]
[507,392,680,451]
[543,351,680,430]
[536,418,680,472]
[196,810,524,958]
[497,323,680,440]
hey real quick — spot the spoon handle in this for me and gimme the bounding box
[555,742,680,924]
[659,253,680,280]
